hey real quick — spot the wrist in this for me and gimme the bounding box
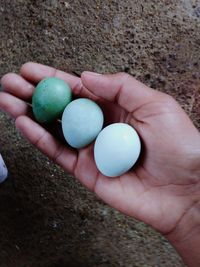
[165,143,200,267]
[166,200,200,267]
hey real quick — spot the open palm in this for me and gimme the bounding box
[1,63,200,237]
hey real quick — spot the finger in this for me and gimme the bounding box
[15,115,77,174]
[1,73,34,100]
[0,92,32,119]
[81,72,160,112]
[0,92,66,143]
[20,62,98,100]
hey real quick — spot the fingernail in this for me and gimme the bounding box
[83,71,102,77]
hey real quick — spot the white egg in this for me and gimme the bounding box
[94,123,141,177]
[0,154,8,183]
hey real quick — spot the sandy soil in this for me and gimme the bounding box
[1,0,200,266]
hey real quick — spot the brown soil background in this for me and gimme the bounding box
[1,0,200,266]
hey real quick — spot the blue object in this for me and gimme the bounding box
[62,98,104,149]
[0,154,8,183]
[94,123,141,177]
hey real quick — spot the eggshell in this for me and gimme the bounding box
[0,154,8,183]
[94,123,141,177]
[32,77,72,123]
[62,98,104,149]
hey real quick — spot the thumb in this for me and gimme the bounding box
[81,72,158,112]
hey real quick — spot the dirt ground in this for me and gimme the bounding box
[1,0,200,266]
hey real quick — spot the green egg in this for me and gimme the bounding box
[32,77,72,123]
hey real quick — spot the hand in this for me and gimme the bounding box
[1,63,200,266]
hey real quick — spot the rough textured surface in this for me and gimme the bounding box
[1,0,200,266]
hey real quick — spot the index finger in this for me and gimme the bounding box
[20,62,97,99]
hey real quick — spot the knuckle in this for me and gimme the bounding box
[52,145,64,163]
[117,72,131,81]
[157,92,180,111]
[34,131,47,147]
[158,92,176,104]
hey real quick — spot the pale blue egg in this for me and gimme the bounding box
[94,123,141,177]
[62,98,104,149]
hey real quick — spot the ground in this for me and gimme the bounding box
[1,0,200,266]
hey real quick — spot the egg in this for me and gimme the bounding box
[62,98,104,149]
[94,123,141,177]
[0,154,8,183]
[32,77,72,123]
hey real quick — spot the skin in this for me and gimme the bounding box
[0,62,200,266]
